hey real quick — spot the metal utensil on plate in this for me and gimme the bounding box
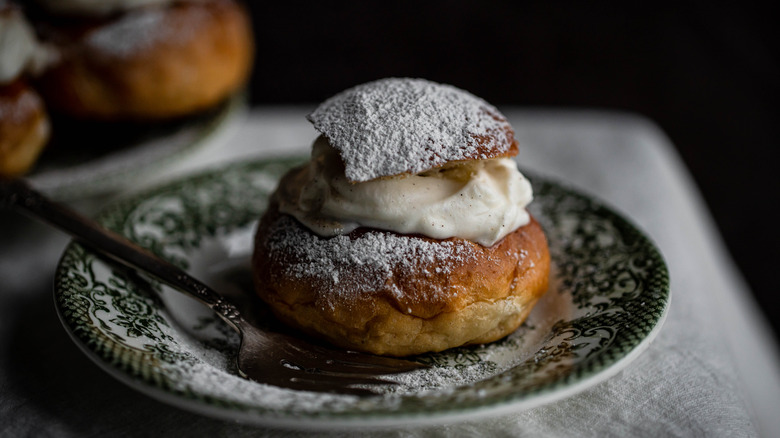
[1,178,425,396]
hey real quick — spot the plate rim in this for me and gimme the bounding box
[28,93,245,200]
[52,157,671,429]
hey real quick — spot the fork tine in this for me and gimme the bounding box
[315,356,424,375]
[325,352,426,371]
[273,379,386,397]
[274,351,423,377]
[285,351,425,375]
[248,368,401,396]
[284,350,425,375]
[286,373,401,396]
[289,373,400,387]
[278,358,413,382]
[278,334,427,374]
[240,327,426,377]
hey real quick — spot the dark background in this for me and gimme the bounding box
[242,2,779,340]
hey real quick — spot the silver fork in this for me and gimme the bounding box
[1,178,426,396]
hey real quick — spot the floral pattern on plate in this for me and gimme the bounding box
[54,157,670,428]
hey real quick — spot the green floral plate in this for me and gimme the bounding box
[54,157,670,429]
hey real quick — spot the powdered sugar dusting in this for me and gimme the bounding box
[307,78,515,182]
[86,6,206,58]
[264,215,476,301]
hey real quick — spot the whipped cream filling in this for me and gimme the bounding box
[277,137,534,247]
[0,7,58,84]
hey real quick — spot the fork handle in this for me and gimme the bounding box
[1,178,245,331]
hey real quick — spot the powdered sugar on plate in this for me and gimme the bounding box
[307,78,516,182]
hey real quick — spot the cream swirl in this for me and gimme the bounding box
[277,137,533,247]
[0,6,57,84]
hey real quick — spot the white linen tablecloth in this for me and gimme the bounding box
[1,109,778,437]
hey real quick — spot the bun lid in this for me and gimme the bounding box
[306,78,518,183]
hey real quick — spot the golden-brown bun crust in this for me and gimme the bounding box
[252,203,550,357]
[36,0,252,120]
[0,80,50,177]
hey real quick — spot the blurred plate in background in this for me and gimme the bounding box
[28,93,245,200]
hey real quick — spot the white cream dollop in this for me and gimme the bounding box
[0,7,58,84]
[277,137,534,247]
